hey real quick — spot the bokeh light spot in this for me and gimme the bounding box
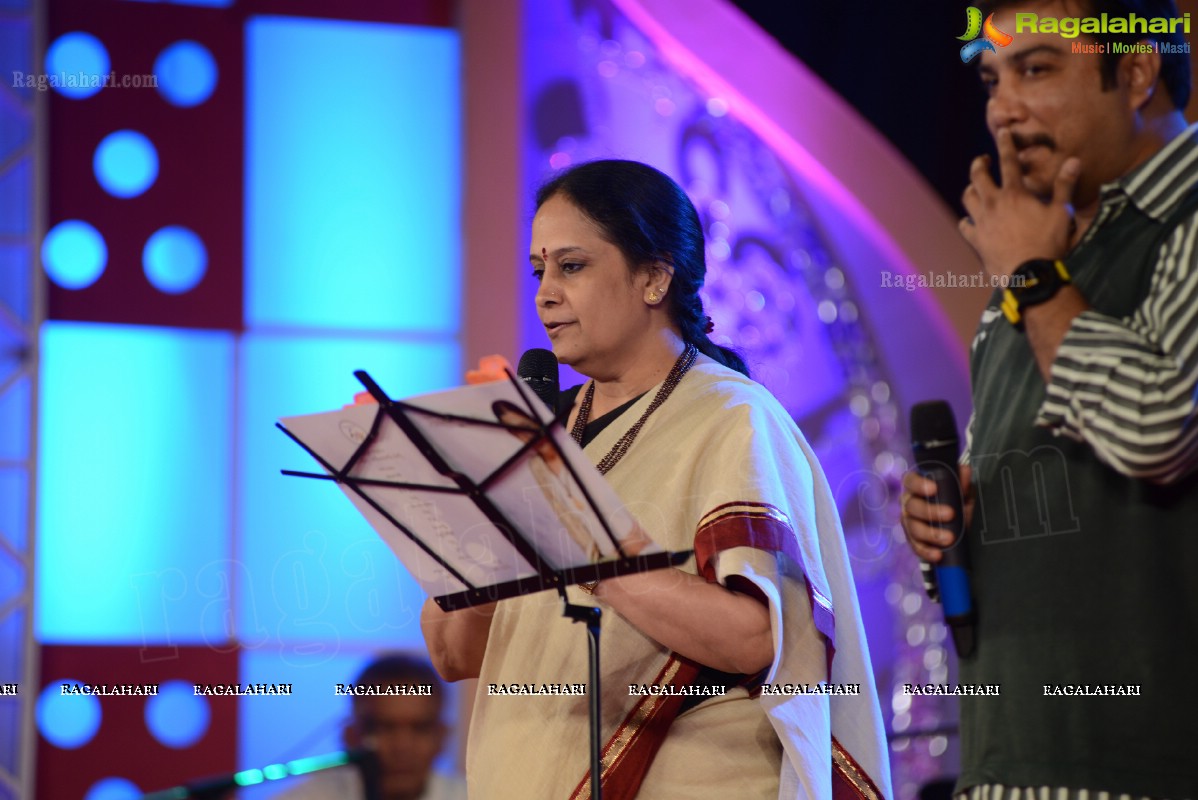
[45,32,110,99]
[155,40,218,107]
[42,220,107,290]
[143,226,208,294]
[94,130,159,198]
[37,680,101,749]
[84,777,142,800]
[145,680,210,748]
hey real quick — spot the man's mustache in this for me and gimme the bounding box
[1010,132,1057,151]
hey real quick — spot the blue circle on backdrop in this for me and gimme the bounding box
[145,680,210,748]
[42,220,108,289]
[84,777,142,800]
[45,32,111,100]
[154,41,218,107]
[37,680,102,749]
[94,130,159,198]
[143,226,208,293]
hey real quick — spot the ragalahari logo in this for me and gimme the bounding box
[959,7,1013,62]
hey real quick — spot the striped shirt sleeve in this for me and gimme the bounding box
[1035,214,1198,484]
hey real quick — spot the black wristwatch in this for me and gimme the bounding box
[1000,258,1071,326]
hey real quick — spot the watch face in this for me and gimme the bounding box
[1011,259,1067,309]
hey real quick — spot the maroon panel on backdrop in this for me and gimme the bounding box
[47,0,245,329]
[37,644,239,799]
[242,0,453,26]
[45,0,454,331]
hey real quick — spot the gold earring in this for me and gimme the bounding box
[648,291,660,304]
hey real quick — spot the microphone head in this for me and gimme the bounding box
[517,348,559,412]
[518,347,558,378]
[910,400,959,448]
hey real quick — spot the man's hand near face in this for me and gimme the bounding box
[960,127,1081,279]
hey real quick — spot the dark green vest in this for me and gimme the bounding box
[959,195,1198,797]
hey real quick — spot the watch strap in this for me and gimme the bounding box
[1001,259,1071,325]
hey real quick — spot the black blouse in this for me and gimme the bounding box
[558,385,645,447]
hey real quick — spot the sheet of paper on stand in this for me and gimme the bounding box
[279,378,657,601]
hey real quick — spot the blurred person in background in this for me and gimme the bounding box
[271,653,465,800]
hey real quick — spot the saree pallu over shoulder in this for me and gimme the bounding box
[694,501,836,660]
[692,497,888,799]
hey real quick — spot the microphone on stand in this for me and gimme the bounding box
[139,747,376,799]
[518,348,560,414]
[910,400,976,658]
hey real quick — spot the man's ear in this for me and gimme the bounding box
[342,719,361,750]
[1121,46,1164,111]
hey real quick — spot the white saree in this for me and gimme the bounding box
[465,359,891,799]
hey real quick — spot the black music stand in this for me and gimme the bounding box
[279,369,690,800]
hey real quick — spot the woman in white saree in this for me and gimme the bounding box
[421,160,891,800]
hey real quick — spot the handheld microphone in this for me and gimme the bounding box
[517,348,560,414]
[910,400,976,658]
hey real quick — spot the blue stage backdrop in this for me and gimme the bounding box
[36,1,461,797]
[33,0,978,797]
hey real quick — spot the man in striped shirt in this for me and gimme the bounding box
[902,1,1198,798]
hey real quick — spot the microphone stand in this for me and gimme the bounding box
[560,586,603,800]
[355,742,383,800]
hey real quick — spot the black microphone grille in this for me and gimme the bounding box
[517,348,558,380]
[517,348,559,413]
[910,400,959,444]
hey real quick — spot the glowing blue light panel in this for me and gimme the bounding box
[154,40,218,107]
[237,333,457,649]
[84,777,142,800]
[36,322,234,643]
[42,220,107,289]
[36,679,101,748]
[145,680,210,748]
[246,17,461,332]
[144,225,207,293]
[44,32,110,100]
[94,130,159,198]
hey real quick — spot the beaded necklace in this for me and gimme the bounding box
[569,344,698,475]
